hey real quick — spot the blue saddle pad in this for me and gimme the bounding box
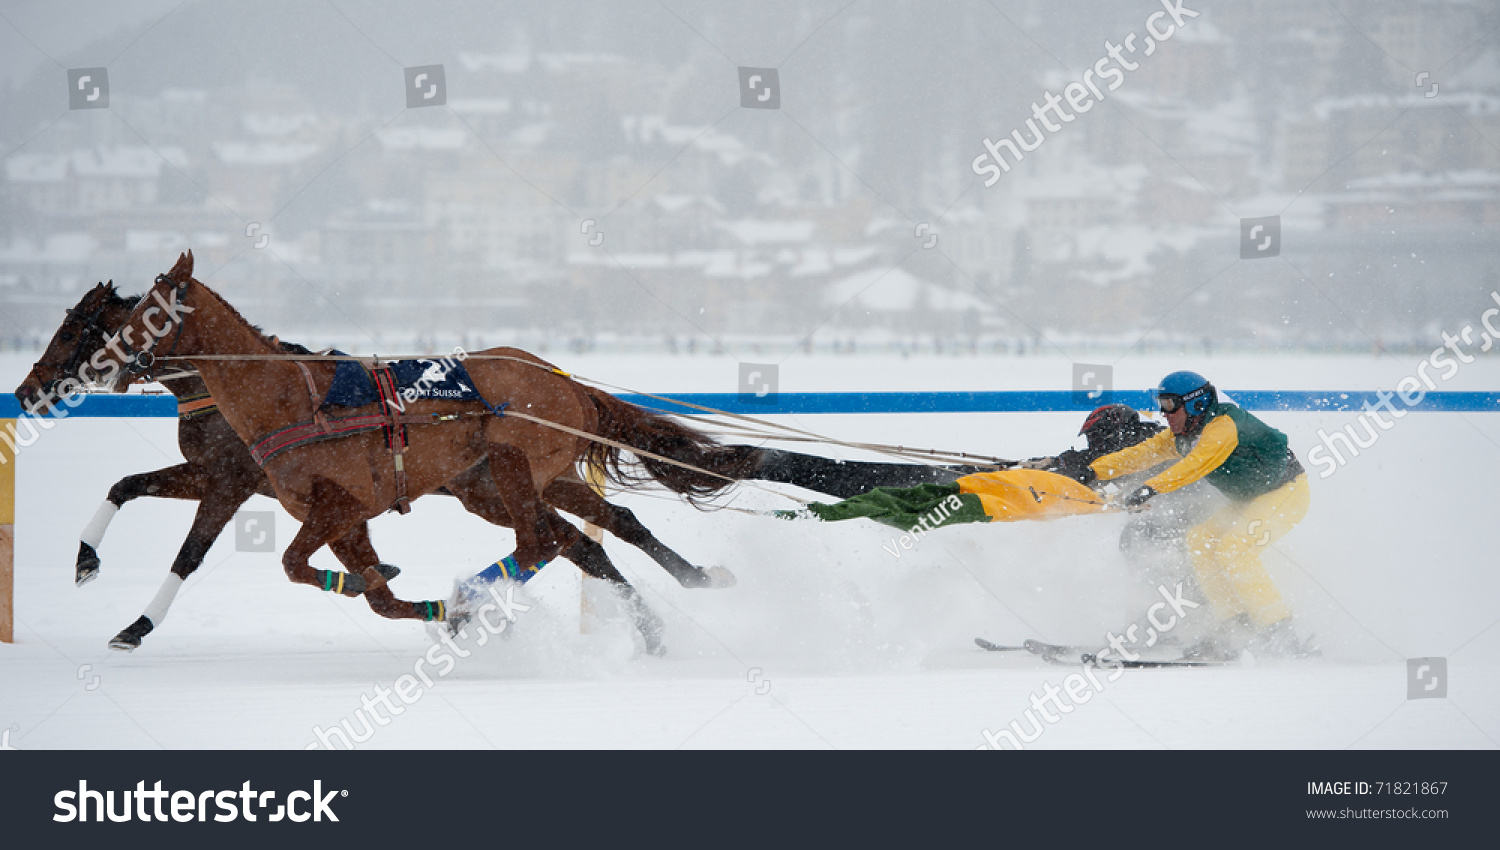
[324,354,483,408]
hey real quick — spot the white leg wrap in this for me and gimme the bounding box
[142,574,184,627]
[80,501,119,549]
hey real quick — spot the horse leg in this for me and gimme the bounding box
[327,525,446,623]
[77,462,208,587]
[107,473,260,651]
[483,444,576,570]
[566,533,665,656]
[543,479,734,589]
[280,478,371,598]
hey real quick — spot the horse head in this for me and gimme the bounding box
[108,250,201,390]
[15,280,140,414]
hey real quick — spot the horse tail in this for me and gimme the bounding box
[580,386,760,506]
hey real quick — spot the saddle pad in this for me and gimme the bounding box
[324,354,482,408]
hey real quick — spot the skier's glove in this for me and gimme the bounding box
[1122,485,1157,511]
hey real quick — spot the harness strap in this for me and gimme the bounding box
[294,361,332,434]
[175,393,219,420]
[249,413,391,466]
[371,366,412,515]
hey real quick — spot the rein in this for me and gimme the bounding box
[118,274,189,382]
[143,351,1017,470]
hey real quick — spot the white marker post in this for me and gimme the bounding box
[1,419,15,643]
[579,461,610,634]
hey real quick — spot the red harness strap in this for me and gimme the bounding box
[249,362,429,514]
[370,366,412,514]
[249,412,391,466]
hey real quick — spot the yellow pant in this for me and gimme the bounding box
[1184,475,1309,628]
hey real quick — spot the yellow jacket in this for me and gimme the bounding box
[1089,415,1239,494]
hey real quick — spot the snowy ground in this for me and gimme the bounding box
[1,352,1497,749]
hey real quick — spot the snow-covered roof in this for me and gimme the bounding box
[716,219,816,246]
[1019,163,1147,200]
[450,98,513,115]
[823,267,986,312]
[378,128,467,151]
[212,142,319,165]
[242,113,318,137]
[623,116,774,167]
[510,122,554,147]
[0,233,97,262]
[459,52,531,73]
[1311,92,1500,120]
[536,52,626,73]
[5,154,68,183]
[653,194,724,214]
[789,246,880,277]
[72,146,188,178]
[125,230,229,254]
[1344,170,1500,192]
[1072,225,1212,285]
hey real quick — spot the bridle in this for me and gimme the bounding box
[31,288,115,396]
[119,274,192,382]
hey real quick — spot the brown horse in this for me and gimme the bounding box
[17,280,746,653]
[103,252,755,652]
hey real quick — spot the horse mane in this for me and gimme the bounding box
[183,277,289,354]
[109,291,142,311]
[175,275,319,357]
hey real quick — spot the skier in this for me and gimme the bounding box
[751,402,1163,495]
[1091,371,1313,660]
[755,403,1208,577]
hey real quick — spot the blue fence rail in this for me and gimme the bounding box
[2,390,1496,419]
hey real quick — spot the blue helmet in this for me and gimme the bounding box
[1156,370,1216,418]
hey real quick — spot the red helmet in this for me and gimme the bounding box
[1078,404,1160,453]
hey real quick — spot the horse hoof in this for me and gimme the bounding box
[636,614,666,656]
[373,563,401,581]
[341,572,367,597]
[76,543,101,587]
[108,615,153,651]
[445,611,471,637]
[702,566,736,589]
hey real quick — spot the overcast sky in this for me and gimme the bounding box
[0,1,181,89]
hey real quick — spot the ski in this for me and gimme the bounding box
[1080,652,1227,668]
[979,638,1229,667]
[1024,639,1102,662]
[974,638,1100,659]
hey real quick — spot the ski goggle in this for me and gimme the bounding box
[1157,394,1184,414]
